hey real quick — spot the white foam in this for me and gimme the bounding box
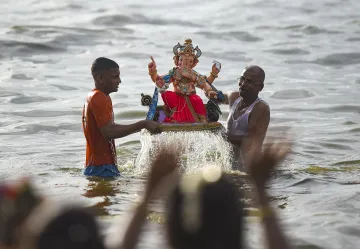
[134,128,233,175]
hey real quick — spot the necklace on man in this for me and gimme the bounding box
[234,95,259,120]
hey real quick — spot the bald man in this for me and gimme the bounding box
[221,65,270,170]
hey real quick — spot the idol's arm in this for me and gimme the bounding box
[205,72,218,84]
[150,70,174,89]
[148,69,158,83]
[195,74,215,96]
[206,63,220,84]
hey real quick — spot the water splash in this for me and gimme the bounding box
[134,128,233,175]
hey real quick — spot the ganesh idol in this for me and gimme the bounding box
[147,38,221,123]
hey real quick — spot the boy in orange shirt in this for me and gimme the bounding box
[82,57,160,177]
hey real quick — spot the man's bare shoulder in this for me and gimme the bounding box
[248,100,270,130]
[257,100,270,112]
[253,100,270,118]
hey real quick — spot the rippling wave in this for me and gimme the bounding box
[0,0,359,248]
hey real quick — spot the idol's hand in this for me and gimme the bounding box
[155,76,165,88]
[206,90,218,99]
[211,61,221,74]
[148,56,157,72]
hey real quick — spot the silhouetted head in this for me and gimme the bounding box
[0,179,42,249]
[238,65,265,99]
[18,203,105,249]
[91,57,121,94]
[166,168,244,249]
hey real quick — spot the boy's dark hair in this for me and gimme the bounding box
[91,57,119,75]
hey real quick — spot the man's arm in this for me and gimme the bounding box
[246,140,292,249]
[100,120,147,140]
[221,91,239,106]
[256,187,292,249]
[90,92,158,140]
[241,102,270,154]
[117,145,181,249]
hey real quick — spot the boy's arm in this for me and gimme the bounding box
[91,93,159,139]
[100,120,148,140]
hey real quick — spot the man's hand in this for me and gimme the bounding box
[120,144,181,249]
[246,138,292,189]
[144,144,181,201]
[144,120,161,134]
[216,91,225,102]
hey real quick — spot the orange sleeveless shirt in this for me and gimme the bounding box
[82,89,117,167]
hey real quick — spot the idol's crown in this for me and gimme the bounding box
[173,38,202,58]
